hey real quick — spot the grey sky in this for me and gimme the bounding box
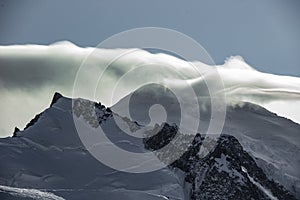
[0,0,299,76]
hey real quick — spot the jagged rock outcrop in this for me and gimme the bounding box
[50,92,63,107]
[144,126,297,200]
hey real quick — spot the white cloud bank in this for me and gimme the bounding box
[0,42,299,137]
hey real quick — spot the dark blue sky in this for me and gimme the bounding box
[0,0,299,76]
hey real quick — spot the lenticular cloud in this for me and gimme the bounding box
[0,41,299,136]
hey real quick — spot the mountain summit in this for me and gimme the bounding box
[0,92,299,199]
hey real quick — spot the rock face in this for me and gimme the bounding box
[0,93,299,199]
[176,135,297,200]
[50,92,63,107]
[144,125,297,200]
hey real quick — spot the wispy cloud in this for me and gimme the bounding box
[0,42,299,137]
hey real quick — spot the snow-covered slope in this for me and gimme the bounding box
[224,104,300,198]
[113,84,300,199]
[0,94,186,200]
[0,91,299,199]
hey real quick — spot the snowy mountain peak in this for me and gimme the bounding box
[50,92,64,107]
[0,92,299,199]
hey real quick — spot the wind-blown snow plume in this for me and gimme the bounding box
[0,41,299,137]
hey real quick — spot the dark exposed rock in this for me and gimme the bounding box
[144,123,178,150]
[179,135,297,200]
[144,125,297,200]
[50,92,63,107]
[73,98,113,128]
[24,113,42,131]
[106,107,112,113]
[12,127,20,137]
